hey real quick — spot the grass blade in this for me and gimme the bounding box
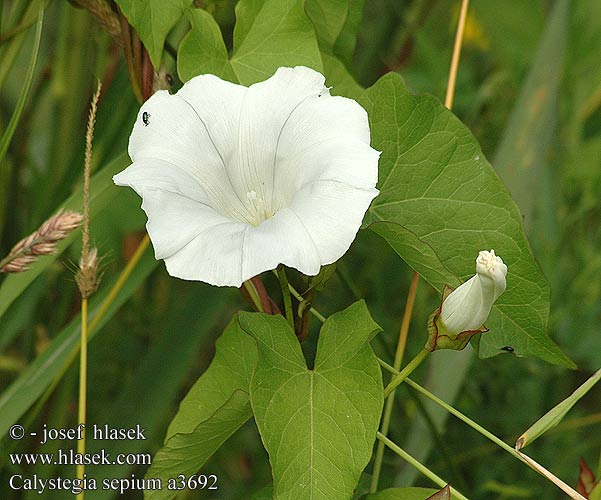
[516,368,601,450]
[0,2,43,163]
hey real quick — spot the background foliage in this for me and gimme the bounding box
[0,0,600,498]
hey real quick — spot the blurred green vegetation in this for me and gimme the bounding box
[0,0,600,499]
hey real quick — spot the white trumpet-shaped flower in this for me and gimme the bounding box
[439,249,507,334]
[113,67,380,287]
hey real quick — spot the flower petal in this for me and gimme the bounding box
[163,217,248,287]
[231,66,328,216]
[114,67,382,287]
[176,75,246,167]
[125,173,249,286]
[113,158,202,202]
[241,209,323,280]
[270,94,380,210]
[439,275,485,333]
[287,180,380,265]
[128,83,252,222]
[440,273,498,333]
[113,159,232,260]
[475,249,507,300]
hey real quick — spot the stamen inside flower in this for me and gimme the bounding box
[245,190,273,226]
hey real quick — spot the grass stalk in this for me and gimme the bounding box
[76,297,88,499]
[444,0,470,110]
[370,272,419,492]
[75,82,102,499]
[27,234,152,430]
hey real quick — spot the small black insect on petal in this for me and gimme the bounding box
[501,346,514,352]
[142,111,150,126]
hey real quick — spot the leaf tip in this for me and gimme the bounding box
[515,435,526,451]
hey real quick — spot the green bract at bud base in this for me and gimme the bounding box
[425,285,488,352]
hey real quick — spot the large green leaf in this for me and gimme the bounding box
[359,73,573,368]
[177,2,362,101]
[305,0,349,51]
[305,0,364,67]
[176,8,237,83]
[231,0,322,84]
[241,301,383,500]
[115,0,192,68]
[322,52,363,99]
[144,317,257,500]
[178,0,322,85]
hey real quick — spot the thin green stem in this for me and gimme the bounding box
[276,265,294,328]
[404,377,586,500]
[243,280,264,313]
[277,273,326,323]
[381,358,573,458]
[371,272,419,492]
[383,348,430,397]
[377,357,397,375]
[76,297,88,500]
[406,384,467,491]
[382,357,597,497]
[24,236,152,425]
[376,432,470,500]
[404,377,519,458]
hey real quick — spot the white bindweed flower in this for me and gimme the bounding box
[439,249,507,334]
[113,67,379,287]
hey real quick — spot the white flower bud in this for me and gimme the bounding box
[439,250,507,335]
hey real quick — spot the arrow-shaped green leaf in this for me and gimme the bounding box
[241,301,383,500]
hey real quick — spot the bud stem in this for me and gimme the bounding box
[383,347,430,398]
[272,270,327,323]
